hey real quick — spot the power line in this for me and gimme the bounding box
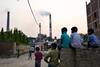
[27,0,39,25]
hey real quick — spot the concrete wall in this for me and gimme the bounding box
[60,48,100,67]
[0,41,16,56]
[18,45,29,54]
[0,41,29,57]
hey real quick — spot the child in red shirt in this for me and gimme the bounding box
[35,47,43,67]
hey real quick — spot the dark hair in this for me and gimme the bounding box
[71,26,78,33]
[51,43,57,49]
[35,47,40,51]
[61,27,67,33]
[88,28,94,35]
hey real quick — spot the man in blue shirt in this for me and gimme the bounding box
[60,27,70,48]
[88,28,99,48]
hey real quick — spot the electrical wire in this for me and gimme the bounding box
[27,0,39,25]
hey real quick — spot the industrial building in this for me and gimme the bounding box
[86,0,100,38]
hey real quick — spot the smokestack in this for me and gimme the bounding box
[49,14,52,39]
[6,11,10,31]
[39,11,52,39]
[39,23,41,34]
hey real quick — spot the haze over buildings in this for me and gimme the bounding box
[0,0,90,38]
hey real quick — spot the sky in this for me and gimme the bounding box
[0,0,90,38]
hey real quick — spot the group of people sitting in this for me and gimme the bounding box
[60,26,99,49]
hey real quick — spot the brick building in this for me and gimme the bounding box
[86,0,100,38]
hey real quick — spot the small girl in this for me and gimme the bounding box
[34,47,43,67]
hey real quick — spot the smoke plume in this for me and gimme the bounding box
[40,11,50,16]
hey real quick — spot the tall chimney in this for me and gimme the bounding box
[39,23,41,34]
[6,11,10,31]
[49,14,52,39]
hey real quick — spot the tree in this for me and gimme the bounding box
[0,27,29,45]
[0,28,4,40]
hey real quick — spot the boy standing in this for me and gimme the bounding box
[44,43,60,67]
[35,47,43,67]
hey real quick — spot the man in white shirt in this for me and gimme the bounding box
[71,26,84,48]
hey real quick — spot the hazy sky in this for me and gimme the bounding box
[0,0,90,38]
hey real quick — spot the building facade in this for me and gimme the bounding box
[86,0,100,38]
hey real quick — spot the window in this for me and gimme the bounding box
[94,12,98,18]
[94,22,97,28]
[99,0,100,7]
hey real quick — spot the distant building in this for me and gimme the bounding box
[86,0,100,38]
[28,37,36,47]
[36,33,47,42]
